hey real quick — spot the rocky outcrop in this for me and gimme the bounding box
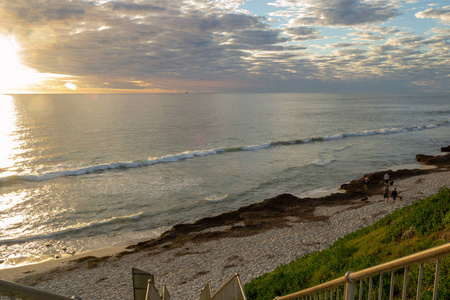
[340,168,432,194]
[416,153,450,165]
[441,145,450,152]
[126,148,450,255]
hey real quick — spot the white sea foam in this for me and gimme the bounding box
[311,158,336,166]
[242,143,271,151]
[0,121,447,186]
[323,133,344,140]
[205,195,228,203]
[335,145,353,151]
[0,212,144,245]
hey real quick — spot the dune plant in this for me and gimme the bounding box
[244,188,450,300]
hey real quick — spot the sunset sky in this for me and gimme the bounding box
[0,0,449,94]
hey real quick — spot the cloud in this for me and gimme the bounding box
[384,35,425,47]
[335,47,366,56]
[270,0,400,26]
[225,29,288,49]
[1,0,90,25]
[349,31,384,41]
[181,0,247,12]
[102,1,168,14]
[284,26,321,40]
[415,6,450,24]
[0,0,448,93]
[327,42,368,48]
[1,0,291,91]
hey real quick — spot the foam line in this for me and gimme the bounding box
[1,120,448,186]
[0,212,143,245]
[311,158,336,166]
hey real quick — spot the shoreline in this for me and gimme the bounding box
[0,245,130,282]
[121,156,448,256]
[0,151,449,299]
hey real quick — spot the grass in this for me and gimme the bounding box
[244,188,450,300]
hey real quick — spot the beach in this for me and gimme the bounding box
[2,93,449,272]
[1,151,449,300]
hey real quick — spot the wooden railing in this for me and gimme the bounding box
[0,278,80,300]
[199,273,246,300]
[274,242,450,300]
[143,273,246,300]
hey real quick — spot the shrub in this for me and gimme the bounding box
[244,188,450,300]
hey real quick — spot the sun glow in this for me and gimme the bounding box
[0,36,44,93]
[65,82,78,90]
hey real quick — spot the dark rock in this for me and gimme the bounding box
[441,145,450,152]
[341,168,431,193]
[125,147,449,256]
[416,154,433,162]
[416,153,450,165]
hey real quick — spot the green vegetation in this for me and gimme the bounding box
[244,188,450,300]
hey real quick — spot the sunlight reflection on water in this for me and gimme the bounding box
[0,95,21,172]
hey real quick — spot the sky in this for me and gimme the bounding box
[0,0,449,94]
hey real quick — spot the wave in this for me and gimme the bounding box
[1,120,448,186]
[205,195,228,203]
[0,212,144,245]
[334,145,353,152]
[311,158,336,166]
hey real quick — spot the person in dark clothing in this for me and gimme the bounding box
[383,185,390,203]
[391,188,398,204]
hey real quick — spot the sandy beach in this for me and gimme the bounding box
[1,152,449,300]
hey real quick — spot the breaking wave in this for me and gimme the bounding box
[0,212,144,245]
[1,120,448,186]
[311,158,336,166]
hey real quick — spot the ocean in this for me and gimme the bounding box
[0,93,449,268]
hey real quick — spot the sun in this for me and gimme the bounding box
[0,35,43,93]
[0,35,81,93]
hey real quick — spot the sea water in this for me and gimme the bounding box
[0,93,449,268]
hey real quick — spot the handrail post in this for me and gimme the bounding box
[432,258,441,300]
[344,271,355,300]
[416,263,423,300]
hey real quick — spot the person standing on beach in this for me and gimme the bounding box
[391,188,398,204]
[364,177,369,191]
[383,185,390,203]
[384,173,390,185]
